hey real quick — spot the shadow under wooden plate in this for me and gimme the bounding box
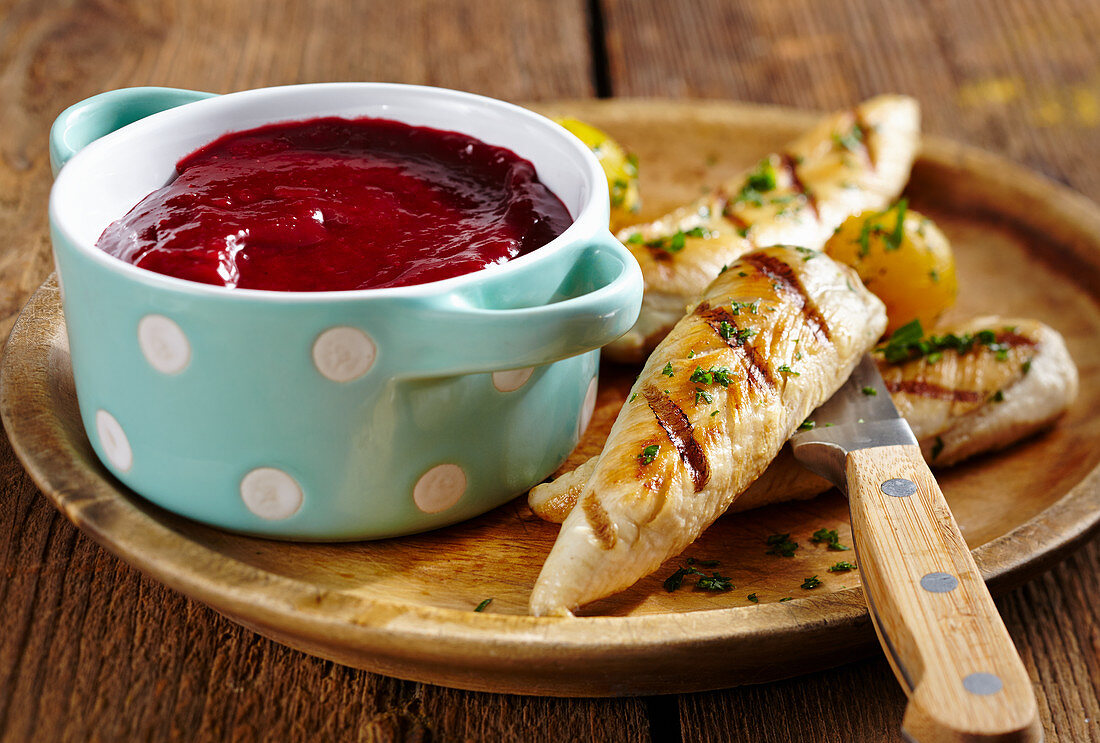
[2,100,1099,696]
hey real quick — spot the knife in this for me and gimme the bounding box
[790,355,1042,743]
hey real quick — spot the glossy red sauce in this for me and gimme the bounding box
[96,117,572,291]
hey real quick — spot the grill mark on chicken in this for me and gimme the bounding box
[853,110,875,168]
[996,331,1039,349]
[743,253,833,344]
[885,379,985,403]
[781,152,819,220]
[582,491,616,550]
[642,384,710,492]
[694,303,777,390]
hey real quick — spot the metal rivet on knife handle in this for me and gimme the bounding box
[962,672,1004,696]
[880,478,917,498]
[919,572,958,593]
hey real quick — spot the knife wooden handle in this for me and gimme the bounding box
[846,444,1041,743]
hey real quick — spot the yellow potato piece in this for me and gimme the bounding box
[825,201,958,334]
[555,117,641,231]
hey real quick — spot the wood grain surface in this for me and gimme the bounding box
[0,0,1097,741]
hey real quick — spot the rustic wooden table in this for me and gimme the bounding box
[1,1,1098,740]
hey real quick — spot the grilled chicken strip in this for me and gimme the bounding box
[607,95,919,362]
[529,247,886,616]
[530,316,1077,523]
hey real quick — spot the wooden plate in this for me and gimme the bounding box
[3,100,1099,697]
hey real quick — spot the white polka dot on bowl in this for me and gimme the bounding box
[95,409,132,472]
[312,326,376,382]
[240,467,303,520]
[413,463,466,513]
[137,314,191,374]
[492,366,534,392]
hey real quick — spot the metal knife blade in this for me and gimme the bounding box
[789,354,917,490]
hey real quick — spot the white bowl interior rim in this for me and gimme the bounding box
[49,83,610,301]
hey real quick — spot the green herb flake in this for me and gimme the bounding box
[694,388,713,406]
[695,573,734,591]
[779,597,793,602]
[811,528,850,552]
[747,593,759,603]
[690,366,734,387]
[737,270,748,277]
[765,533,799,558]
[777,365,800,376]
[474,598,493,612]
[801,575,822,590]
[798,419,816,431]
[794,246,818,261]
[883,198,908,252]
[931,436,945,461]
[828,561,857,573]
[1022,359,1032,374]
[662,362,675,377]
[861,386,877,396]
[833,123,865,152]
[626,232,644,245]
[991,390,1005,403]
[628,392,637,402]
[710,409,720,417]
[638,444,659,465]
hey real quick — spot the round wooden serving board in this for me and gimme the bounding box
[3,100,1099,697]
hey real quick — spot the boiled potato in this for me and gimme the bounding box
[825,200,958,334]
[555,117,641,231]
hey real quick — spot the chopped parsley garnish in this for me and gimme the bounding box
[628,392,637,402]
[931,436,945,461]
[747,593,758,603]
[801,576,822,590]
[694,388,713,406]
[690,366,734,386]
[798,419,816,431]
[638,444,659,465]
[474,598,493,612]
[876,319,1014,365]
[734,328,756,343]
[730,300,760,315]
[718,264,729,275]
[794,246,818,261]
[664,560,732,592]
[718,321,735,340]
[861,386,877,396]
[737,270,748,277]
[828,561,857,573]
[738,159,778,204]
[710,409,720,417]
[929,269,940,283]
[765,533,799,558]
[991,390,1005,403]
[610,179,629,208]
[1022,359,1032,375]
[695,573,734,591]
[662,362,675,377]
[638,226,714,255]
[779,597,793,602]
[811,528,850,551]
[833,123,865,152]
[884,198,907,251]
[777,365,800,376]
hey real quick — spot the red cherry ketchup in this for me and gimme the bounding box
[96,117,572,291]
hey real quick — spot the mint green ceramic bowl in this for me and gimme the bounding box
[47,83,642,539]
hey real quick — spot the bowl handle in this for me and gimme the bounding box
[50,87,217,175]
[396,232,644,378]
